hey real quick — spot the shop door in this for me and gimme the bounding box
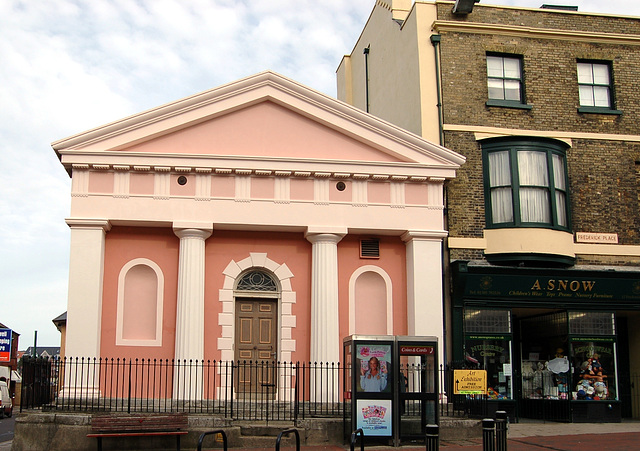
[235,298,277,395]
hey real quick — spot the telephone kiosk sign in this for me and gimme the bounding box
[453,369,487,395]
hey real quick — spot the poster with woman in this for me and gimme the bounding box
[356,344,391,393]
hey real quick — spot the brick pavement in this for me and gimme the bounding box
[2,419,638,450]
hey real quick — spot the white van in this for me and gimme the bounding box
[0,380,12,419]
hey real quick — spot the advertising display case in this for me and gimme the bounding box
[343,335,438,446]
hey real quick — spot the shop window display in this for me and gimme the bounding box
[463,309,513,400]
[571,340,616,401]
[569,312,616,401]
[464,336,513,399]
[519,312,570,400]
[521,347,570,400]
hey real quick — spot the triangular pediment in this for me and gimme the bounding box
[121,100,408,164]
[53,71,465,171]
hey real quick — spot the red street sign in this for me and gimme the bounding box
[399,346,434,355]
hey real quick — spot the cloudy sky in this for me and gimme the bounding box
[2,0,639,349]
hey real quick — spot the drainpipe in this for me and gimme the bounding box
[431,33,450,375]
[430,34,444,147]
[364,45,370,113]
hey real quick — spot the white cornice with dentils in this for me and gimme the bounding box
[431,21,640,46]
[52,71,465,169]
[61,151,461,181]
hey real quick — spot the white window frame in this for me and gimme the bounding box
[577,61,613,108]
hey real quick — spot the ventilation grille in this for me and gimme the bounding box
[360,239,380,258]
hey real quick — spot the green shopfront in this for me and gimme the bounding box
[451,261,640,422]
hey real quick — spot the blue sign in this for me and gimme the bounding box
[0,329,11,362]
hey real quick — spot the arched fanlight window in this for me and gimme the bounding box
[236,270,278,292]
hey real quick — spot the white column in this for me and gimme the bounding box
[173,224,212,400]
[63,218,110,398]
[305,229,346,363]
[402,230,448,362]
[305,228,346,402]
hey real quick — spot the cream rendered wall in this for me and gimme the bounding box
[412,2,440,143]
[65,221,109,360]
[337,2,439,143]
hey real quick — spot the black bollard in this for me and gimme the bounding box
[495,411,508,451]
[482,419,495,451]
[425,424,439,451]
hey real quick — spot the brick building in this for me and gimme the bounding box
[339,0,640,421]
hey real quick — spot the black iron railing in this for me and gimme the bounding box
[21,356,529,421]
[20,356,346,421]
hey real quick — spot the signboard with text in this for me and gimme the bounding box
[461,272,640,302]
[0,329,12,363]
[399,345,434,355]
[453,369,487,395]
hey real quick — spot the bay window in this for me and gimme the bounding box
[483,138,570,230]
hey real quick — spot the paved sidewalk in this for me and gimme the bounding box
[507,418,640,437]
[2,419,638,450]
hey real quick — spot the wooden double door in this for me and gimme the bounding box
[235,298,277,394]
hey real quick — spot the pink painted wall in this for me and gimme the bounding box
[100,228,407,366]
[123,101,406,163]
[122,264,158,340]
[290,179,314,201]
[329,180,352,203]
[130,173,154,195]
[203,231,312,363]
[368,181,391,204]
[101,227,180,359]
[89,171,114,193]
[251,177,275,199]
[354,272,387,334]
[212,175,235,197]
[170,174,196,196]
[405,183,429,205]
[337,235,408,345]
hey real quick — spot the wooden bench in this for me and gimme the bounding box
[87,413,188,451]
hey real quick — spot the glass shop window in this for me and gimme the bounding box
[569,312,617,401]
[520,312,570,400]
[464,309,513,400]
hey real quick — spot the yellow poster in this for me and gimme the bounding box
[453,369,487,394]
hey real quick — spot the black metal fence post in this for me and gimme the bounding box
[482,419,495,451]
[495,410,508,451]
[426,424,439,451]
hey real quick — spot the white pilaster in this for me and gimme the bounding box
[63,218,110,399]
[305,228,346,364]
[402,230,448,361]
[70,164,89,197]
[305,228,346,402]
[173,224,212,400]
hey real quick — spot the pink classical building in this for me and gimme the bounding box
[53,72,464,380]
